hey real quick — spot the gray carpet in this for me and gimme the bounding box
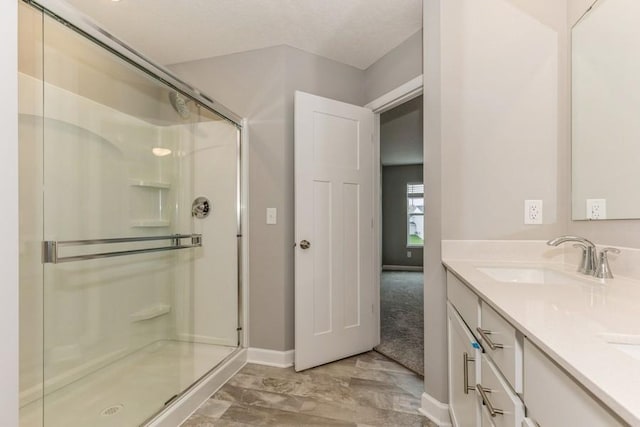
[375,271,424,376]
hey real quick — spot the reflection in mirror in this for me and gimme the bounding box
[572,0,640,220]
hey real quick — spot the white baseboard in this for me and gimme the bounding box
[247,348,295,368]
[419,392,452,427]
[382,265,424,272]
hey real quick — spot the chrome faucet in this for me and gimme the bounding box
[547,235,597,275]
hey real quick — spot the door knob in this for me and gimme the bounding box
[300,240,311,249]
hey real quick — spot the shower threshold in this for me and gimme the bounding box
[20,340,236,427]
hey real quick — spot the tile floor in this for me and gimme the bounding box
[181,351,436,426]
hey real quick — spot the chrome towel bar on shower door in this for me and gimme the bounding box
[42,234,203,264]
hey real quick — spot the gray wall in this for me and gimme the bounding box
[381,95,423,166]
[170,45,365,351]
[170,31,422,351]
[382,165,424,267]
[423,0,447,404]
[364,30,423,104]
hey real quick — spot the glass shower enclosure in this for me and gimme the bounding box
[18,1,243,426]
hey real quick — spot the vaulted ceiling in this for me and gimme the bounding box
[63,0,422,69]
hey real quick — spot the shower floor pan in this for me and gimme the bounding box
[20,340,236,427]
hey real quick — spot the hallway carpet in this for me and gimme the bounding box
[375,271,424,376]
[182,351,435,426]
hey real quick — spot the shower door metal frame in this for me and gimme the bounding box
[23,0,242,127]
[21,1,249,425]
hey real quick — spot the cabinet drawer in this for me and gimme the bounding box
[478,355,524,427]
[447,271,480,333]
[479,302,522,393]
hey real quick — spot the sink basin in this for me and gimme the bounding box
[477,267,587,285]
[610,344,640,361]
[599,333,640,361]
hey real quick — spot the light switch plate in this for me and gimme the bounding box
[266,208,277,225]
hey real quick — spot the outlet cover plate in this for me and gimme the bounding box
[524,200,543,225]
[586,199,606,220]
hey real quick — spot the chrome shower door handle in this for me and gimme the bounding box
[299,240,311,250]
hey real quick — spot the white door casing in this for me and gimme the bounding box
[294,91,375,371]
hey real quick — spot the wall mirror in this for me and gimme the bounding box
[572,0,640,220]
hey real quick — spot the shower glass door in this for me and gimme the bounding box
[18,3,240,426]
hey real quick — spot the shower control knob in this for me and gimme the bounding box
[300,240,311,250]
[192,197,211,218]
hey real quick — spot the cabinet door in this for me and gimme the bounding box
[524,340,626,427]
[448,303,481,427]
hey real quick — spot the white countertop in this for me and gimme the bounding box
[443,258,640,426]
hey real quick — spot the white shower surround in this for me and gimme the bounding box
[19,63,242,425]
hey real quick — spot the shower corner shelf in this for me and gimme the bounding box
[129,179,171,189]
[130,219,171,228]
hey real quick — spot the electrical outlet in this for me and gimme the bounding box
[407,251,412,258]
[586,199,606,220]
[524,200,543,224]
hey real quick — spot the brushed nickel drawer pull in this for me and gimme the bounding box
[476,328,503,350]
[476,384,504,417]
[463,352,475,394]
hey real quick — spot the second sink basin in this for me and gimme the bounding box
[477,267,587,286]
[599,333,640,361]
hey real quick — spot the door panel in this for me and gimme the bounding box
[295,91,375,371]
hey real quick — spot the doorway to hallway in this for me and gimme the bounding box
[374,95,424,376]
[376,271,424,375]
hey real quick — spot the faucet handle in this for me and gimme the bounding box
[601,247,621,256]
[595,247,620,279]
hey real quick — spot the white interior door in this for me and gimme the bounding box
[294,91,375,371]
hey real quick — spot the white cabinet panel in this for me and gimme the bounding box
[523,339,625,427]
[448,303,481,427]
[448,271,480,333]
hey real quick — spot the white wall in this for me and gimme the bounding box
[441,0,567,241]
[424,0,569,404]
[0,0,19,425]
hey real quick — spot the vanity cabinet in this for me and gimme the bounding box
[447,272,524,427]
[447,268,627,427]
[523,340,625,427]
